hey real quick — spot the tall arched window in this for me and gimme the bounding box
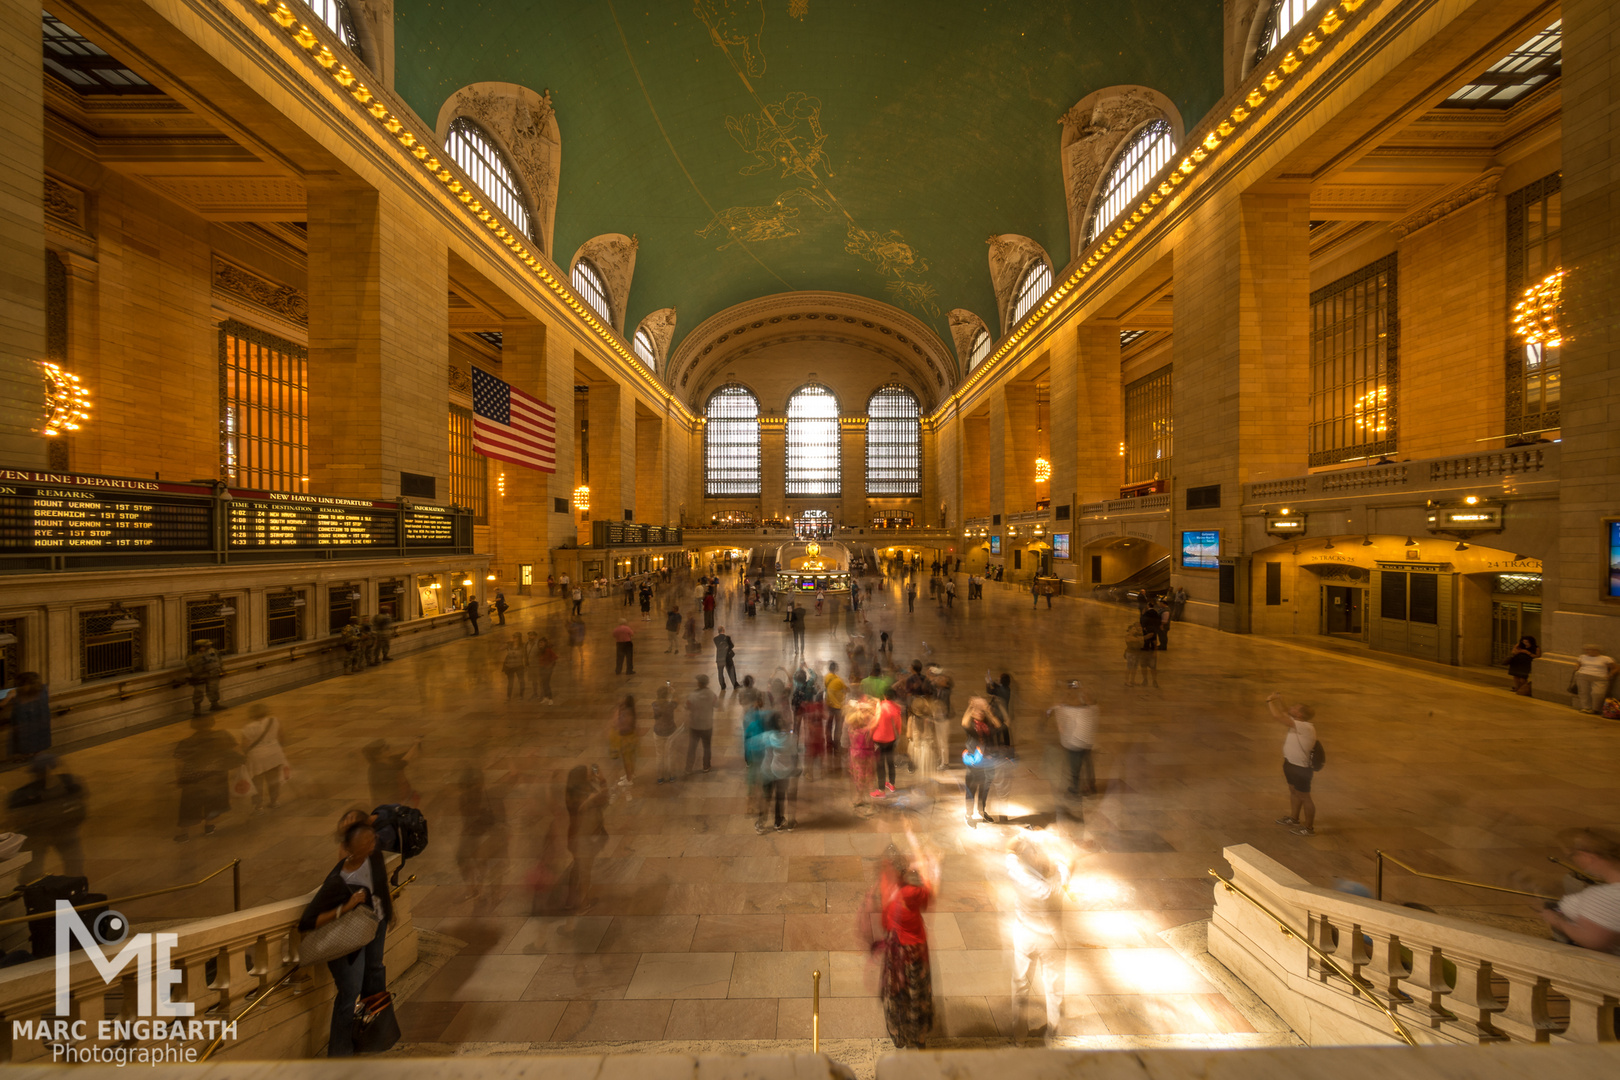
[446,117,533,242]
[633,327,656,369]
[786,384,841,498]
[866,386,920,497]
[1086,119,1176,245]
[967,328,993,370]
[1253,1,1323,69]
[705,385,760,497]
[303,0,358,50]
[572,259,611,323]
[1010,261,1053,326]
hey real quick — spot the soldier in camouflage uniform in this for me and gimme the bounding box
[186,639,224,715]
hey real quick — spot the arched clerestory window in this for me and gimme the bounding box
[303,0,358,51]
[1010,261,1053,326]
[571,259,611,324]
[446,117,534,242]
[786,384,841,498]
[1086,118,1176,245]
[967,328,993,371]
[1251,1,1324,71]
[705,385,760,497]
[633,327,656,369]
[866,386,921,497]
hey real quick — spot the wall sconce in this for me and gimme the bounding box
[209,593,237,616]
[462,578,474,587]
[486,573,497,581]
[0,632,17,647]
[39,360,92,436]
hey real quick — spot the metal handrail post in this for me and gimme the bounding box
[811,969,821,1053]
[1375,850,1383,901]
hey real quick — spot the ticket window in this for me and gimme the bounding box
[378,581,403,620]
[416,574,444,617]
[329,585,361,632]
[187,598,238,655]
[0,618,22,686]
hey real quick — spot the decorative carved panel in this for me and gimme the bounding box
[572,233,638,334]
[211,257,308,326]
[986,234,1050,336]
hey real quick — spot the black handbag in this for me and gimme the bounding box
[353,990,400,1054]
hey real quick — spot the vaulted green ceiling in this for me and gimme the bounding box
[395,0,1224,370]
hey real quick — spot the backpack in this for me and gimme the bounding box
[373,803,429,860]
[1310,740,1327,772]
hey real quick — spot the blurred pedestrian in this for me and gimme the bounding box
[2,671,51,761]
[1048,681,1097,797]
[454,766,504,900]
[685,674,718,773]
[186,640,225,714]
[609,694,639,786]
[564,764,609,913]
[238,703,289,812]
[531,635,558,704]
[363,737,420,808]
[173,714,241,842]
[665,605,683,653]
[1268,692,1319,836]
[873,822,939,1049]
[1506,635,1539,696]
[653,683,679,783]
[1007,835,1072,1046]
[6,753,86,876]
[1541,829,1620,954]
[961,697,1001,826]
[613,619,636,676]
[714,627,738,690]
[502,639,527,700]
[465,596,482,635]
[1572,645,1616,714]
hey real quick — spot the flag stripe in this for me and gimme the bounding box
[471,367,556,474]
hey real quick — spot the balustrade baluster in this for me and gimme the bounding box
[1403,944,1455,1026]
[1445,956,1509,1042]
[212,943,257,1011]
[1493,971,1563,1043]
[1551,986,1617,1044]
[1362,932,1412,1002]
[177,951,218,1017]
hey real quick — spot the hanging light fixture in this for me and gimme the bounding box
[0,632,17,647]
[1512,269,1565,347]
[1361,535,1374,546]
[1034,457,1052,484]
[574,485,591,513]
[38,360,92,436]
[209,593,236,617]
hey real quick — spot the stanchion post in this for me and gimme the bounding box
[232,859,242,911]
[812,969,821,1052]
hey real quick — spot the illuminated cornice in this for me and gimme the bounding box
[929,0,1372,422]
[248,0,696,426]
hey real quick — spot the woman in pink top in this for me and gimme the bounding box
[846,702,878,815]
[870,692,902,798]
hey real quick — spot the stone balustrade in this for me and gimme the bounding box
[1242,446,1560,506]
[1075,493,1172,520]
[0,856,415,1063]
[1209,844,1620,1047]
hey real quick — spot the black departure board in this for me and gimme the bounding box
[404,508,456,547]
[0,477,213,552]
[227,500,398,549]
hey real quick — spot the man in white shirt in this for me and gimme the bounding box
[1267,692,1318,836]
[1047,680,1098,798]
[1006,836,1073,1046]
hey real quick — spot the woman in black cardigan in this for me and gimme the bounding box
[299,818,395,1056]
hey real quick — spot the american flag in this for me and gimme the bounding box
[472,367,557,473]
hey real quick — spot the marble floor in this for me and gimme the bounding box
[8,575,1617,1053]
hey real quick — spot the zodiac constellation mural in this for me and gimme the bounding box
[692,0,939,323]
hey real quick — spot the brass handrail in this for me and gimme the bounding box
[0,860,242,928]
[1210,868,1418,1048]
[1374,850,1556,903]
[1548,856,1598,886]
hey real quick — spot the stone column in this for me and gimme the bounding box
[962,413,990,519]
[635,406,664,523]
[840,418,866,527]
[1548,0,1620,660]
[1173,188,1311,627]
[306,181,448,499]
[760,420,785,521]
[586,379,627,525]
[0,0,46,467]
[1002,382,1039,514]
[499,320,573,582]
[1049,319,1125,509]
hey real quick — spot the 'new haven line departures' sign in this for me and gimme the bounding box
[0,470,463,554]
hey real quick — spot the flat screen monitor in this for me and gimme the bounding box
[990,536,1002,556]
[1610,521,1620,598]
[1052,533,1070,560]
[1181,529,1220,569]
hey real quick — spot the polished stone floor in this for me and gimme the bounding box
[9,574,1618,1052]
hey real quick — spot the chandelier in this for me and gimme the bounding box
[573,485,590,512]
[1512,269,1564,348]
[1034,457,1052,483]
[39,361,91,436]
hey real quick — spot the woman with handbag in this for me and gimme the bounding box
[236,704,289,812]
[299,818,395,1057]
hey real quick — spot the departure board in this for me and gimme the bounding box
[0,474,214,552]
[404,508,456,547]
[227,499,398,549]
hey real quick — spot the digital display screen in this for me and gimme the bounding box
[990,536,1002,555]
[404,508,456,547]
[1052,533,1070,560]
[0,475,213,552]
[1610,521,1620,599]
[1181,530,1220,569]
